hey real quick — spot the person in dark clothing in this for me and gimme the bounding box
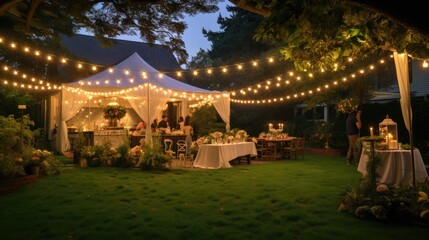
[176,116,184,130]
[151,119,158,133]
[157,115,169,129]
[346,105,362,165]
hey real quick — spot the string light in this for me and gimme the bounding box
[1,63,59,88]
[2,36,427,80]
[230,57,387,104]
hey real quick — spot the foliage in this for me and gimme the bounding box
[191,103,225,137]
[139,136,171,170]
[112,143,134,168]
[249,0,429,72]
[338,180,429,223]
[0,88,36,118]
[187,6,290,91]
[0,154,26,179]
[0,0,221,64]
[103,105,127,120]
[337,98,360,114]
[0,115,35,155]
[40,154,63,176]
[81,145,96,159]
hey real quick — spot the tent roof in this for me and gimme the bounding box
[65,52,216,93]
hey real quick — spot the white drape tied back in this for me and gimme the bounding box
[213,92,231,132]
[393,52,412,132]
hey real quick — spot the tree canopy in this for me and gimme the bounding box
[229,0,429,72]
[0,0,221,64]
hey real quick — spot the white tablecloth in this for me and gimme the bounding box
[358,149,428,185]
[193,142,257,169]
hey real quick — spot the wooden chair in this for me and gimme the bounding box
[282,138,298,159]
[256,138,271,160]
[265,141,280,160]
[295,137,305,159]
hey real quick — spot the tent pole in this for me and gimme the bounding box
[58,88,62,154]
[408,61,415,186]
[409,103,415,186]
[147,83,151,146]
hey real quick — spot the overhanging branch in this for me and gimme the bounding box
[228,0,271,17]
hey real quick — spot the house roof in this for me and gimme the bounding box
[60,34,181,72]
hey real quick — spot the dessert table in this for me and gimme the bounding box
[358,148,428,185]
[193,142,257,169]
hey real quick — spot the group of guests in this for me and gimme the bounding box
[136,114,193,152]
[136,115,193,139]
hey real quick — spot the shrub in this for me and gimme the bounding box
[113,143,133,168]
[40,155,63,176]
[0,154,26,179]
[0,115,34,155]
[139,137,171,170]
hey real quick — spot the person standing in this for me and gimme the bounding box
[182,115,193,154]
[346,105,362,165]
[176,116,184,130]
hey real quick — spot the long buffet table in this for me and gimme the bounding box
[193,142,257,169]
[67,128,186,151]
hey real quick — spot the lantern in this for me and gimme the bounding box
[379,115,398,149]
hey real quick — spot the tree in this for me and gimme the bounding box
[186,6,293,92]
[0,0,221,64]
[229,0,429,72]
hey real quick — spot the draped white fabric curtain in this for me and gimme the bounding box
[125,86,170,144]
[393,52,412,132]
[212,92,231,132]
[60,88,89,152]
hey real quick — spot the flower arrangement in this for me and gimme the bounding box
[190,139,202,156]
[211,131,223,139]
[337,98,359,114]
[30,149,51,166]
[103,104,127,120]
[235,130,248,142]
[130,145,142,157]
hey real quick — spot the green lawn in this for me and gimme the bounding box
[1,155,428,239]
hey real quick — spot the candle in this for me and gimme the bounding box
[389,140,398,149]
[370,127,373,137]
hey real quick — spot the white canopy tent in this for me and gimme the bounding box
[57,52,230,153]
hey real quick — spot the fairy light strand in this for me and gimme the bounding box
[230,57,389,104]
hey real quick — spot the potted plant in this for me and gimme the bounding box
[81,145,95,167]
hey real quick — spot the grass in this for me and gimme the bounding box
[1,154,428,239]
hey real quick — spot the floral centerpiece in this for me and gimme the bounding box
[103,104,127,127]
[235,130,248,142]
[210,131,223,143]
[268,128,279,138]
